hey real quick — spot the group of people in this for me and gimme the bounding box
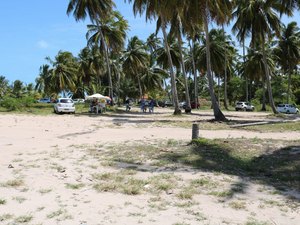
[125,98,156,113]
[140,98,156,113]
[90,99,106,114]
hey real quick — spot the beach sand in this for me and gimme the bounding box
[0,108,299,225]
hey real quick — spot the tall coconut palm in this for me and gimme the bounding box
[127,0,182,115]
[274,21,300,103]
[46,51,78,97]
[169,9,193,113]
[232,0,282,114]
[67,0,116,102]
[183,0,233,121]
[122,36,149,98]
[243,45,277,110]
[86,11,128,102]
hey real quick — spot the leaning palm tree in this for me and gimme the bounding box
[127,0,182,115]
[67,0,116,101]
[274,21,300,103]
[183,0,233,121]
[169,9,192,113]
[232,0,282,114]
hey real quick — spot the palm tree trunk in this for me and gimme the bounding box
[137,75,143,99]
[96,21,114,105]
[203,15,226,121]
[161,16,181,115]
[189,40,199,110]
[287,66,292,103]
[243,40,249,102]
[262,43,277,114]
[261,81,266,111]
[222,26,228,110]
[177,16,191,113]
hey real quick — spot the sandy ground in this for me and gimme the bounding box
[0,108,299,225]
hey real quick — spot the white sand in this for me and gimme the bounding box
[0,108,299,225]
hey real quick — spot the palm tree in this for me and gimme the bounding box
[274,21,300,103]
[184,0,233,121]
[46,51,78,97]
[67,0,116,102]
[86,11,128,102]
[127,0,182,115]
[169,9,192,113]
[243,45,277,110]
[232,0,282,114]
[0,75,10,98]
[122,36,149,98]
[35,64,52,96]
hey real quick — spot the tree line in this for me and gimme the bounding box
[1,0,300,120]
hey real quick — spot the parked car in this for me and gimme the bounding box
[277,104,299,114]
[179,101,186,108]
[37,98,51,103]
[180,101,200,109]
[157,100,173,107]
[235,102,255,111]
[54,98,75,114]
[73,98,85,104]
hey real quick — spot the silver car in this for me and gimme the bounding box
[277,104,299,114]
[235,102,255,111]
[54,98,75,114]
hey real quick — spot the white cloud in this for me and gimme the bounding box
[37,40,49,49]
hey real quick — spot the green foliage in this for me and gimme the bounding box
[0,96,35,111]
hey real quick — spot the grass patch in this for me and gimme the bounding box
[240,121,300,132]
[0,199,6,205]
[0,179,24,188]
[228,200,247,210]
[12,196,26,203]
[88,137,300,192]
[92,171,146,195]
[14,215,33,223]
[0,214,13,222]
[38,188,52,194]
[65,183,85,190]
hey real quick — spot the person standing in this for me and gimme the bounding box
[149,99,155,113]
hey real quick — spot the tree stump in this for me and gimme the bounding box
[192,123,199,140]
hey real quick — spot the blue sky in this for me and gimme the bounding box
[0,1,298,85]
[0,0,156,84]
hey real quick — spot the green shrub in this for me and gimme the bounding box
[0,97,20,111]
[0,96,35,111]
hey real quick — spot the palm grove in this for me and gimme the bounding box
[0,0,300,121]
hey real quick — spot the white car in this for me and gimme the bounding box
[277,104,299,114]
[54,98,75,114]
[37,98,51,103]
[73,98,85,104]
[235,102,255,111]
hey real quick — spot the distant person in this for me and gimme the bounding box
[149,99,155,113]
[140,98,145,112]
[125,98,131,111]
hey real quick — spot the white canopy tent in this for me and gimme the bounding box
[85,94,111,101]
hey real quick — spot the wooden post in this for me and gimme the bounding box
[192,123,199,140]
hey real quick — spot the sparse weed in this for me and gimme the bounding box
[0,179,24,188]
[65,183,85,190]
[15,215,33,223]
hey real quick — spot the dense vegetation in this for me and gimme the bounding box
[0,0,300,119]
